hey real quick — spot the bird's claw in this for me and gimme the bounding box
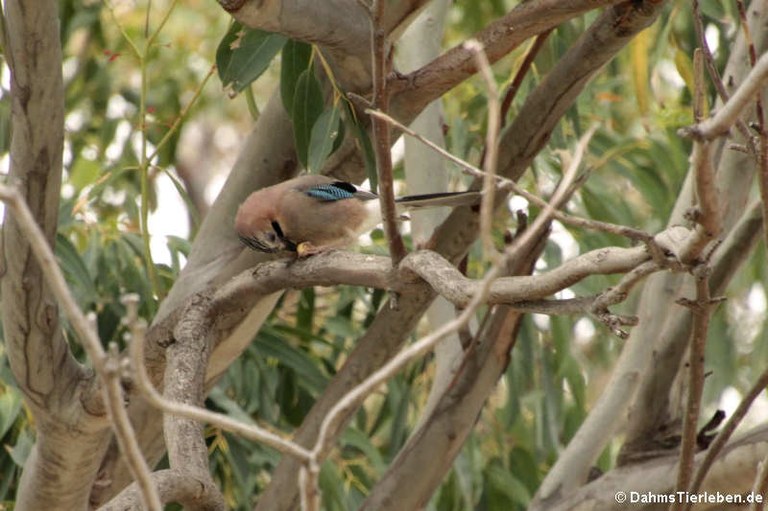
[297,242,322,257]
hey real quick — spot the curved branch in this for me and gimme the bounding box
[390,0,628,118]
[534,423,768,511]
[401,246,652,306]
[98,469,223,511]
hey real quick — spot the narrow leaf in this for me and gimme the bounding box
[281,40,313,115]
[292,69,325,168]
[216,23,287,95]
[307,106,341,172]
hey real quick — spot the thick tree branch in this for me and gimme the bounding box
[619,0,768,467]
[390,0,628,119]
[402,246,651,306]
[163,295,226,511]
[257,3,666,508]
[360,226,547,510]
[2,0,117,506]
[99,469,224,511]
[534,423,768,511]
[684,365,768,511]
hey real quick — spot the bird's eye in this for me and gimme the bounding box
[271,221,285,239]
[265,232,277,242]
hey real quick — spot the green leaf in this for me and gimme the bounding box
[340,428,386,472]
[216,23,287,94]
[292,69,325,168]
[0,388,22,439]
[207,387,258,426]
[307,106,341,173]
[56,233,99,307]
[485,461,531,508]
[7,429,33,467]
[344,101,377,190]
[281,39,313,115]
[255,329,328,394]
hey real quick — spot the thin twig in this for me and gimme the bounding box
[366,109,657,249]
[147,63,216,163]
[299,461,321,511]
[735,0,768,259]
[103,342,162,511]
[370,0,405,263]
[590,260,662,338]
[736,0,764,131]
[126,303,312,462]
[672,51,722,508]
[684,366,768,509]
[0,185,163,507]
[672,268,713,510]
[464,39,501,260]
[681,52,768,141]
[309,124,589,472]
[751,453,768,511]
[500,28,552,121]
[691,0,753,146]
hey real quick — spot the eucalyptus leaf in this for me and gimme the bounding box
[216,23,287,95]
[307,106,341,173]
[281,39,313,115]
[0,389,22,440]
[292,69,325,168]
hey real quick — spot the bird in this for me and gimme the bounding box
[235,174,481,256]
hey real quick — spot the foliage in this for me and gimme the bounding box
[0,0,766,508]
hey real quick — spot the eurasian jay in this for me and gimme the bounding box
[235,174,480,256]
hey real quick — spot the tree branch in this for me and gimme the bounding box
[535,423,768,511]
[370,0,406,263]
[390,0,628,119]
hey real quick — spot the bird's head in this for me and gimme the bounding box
[235,188,297,253]
[237,220,296,253]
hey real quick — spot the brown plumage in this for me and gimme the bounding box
[235,174,480,255]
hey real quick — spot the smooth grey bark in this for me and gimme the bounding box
[621,0,768,461]
[2,0,113,509]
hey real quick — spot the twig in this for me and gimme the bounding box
[672,267,714,510]
[126,302,312,462]
[147,63,216,163]
[370,0,406,263]
[500,28,552,120]
[309,127,586,475]
[464,39,501,260]
[590,260,662,338]
[679,49,721,264]
[367,109,659,250]
[685,366,768,506]
[735,0,768,287]
[736,0,764,131]
[672,50,722,508]
[751,452,768,511]
[691,0,753,146]
[677,50,721,265]
[103,342,162,511]
[680,51,768,141]
[299,461,321,511]
[354,0,372,14]
[0,185,162,507]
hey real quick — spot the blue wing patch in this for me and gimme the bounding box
[304,182,357,202]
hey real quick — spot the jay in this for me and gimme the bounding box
[235,174,480,256]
